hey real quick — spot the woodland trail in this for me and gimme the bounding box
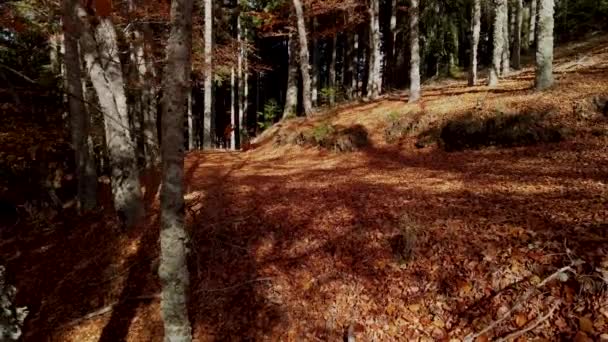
[8,36,608,341]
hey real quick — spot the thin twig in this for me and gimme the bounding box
[464,264,576,342]
[496,300,561,342]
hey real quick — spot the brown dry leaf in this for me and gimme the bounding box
[475,334,490,342]
[579,316,594,333]
[515,313,528,327]
[574,331,594,342]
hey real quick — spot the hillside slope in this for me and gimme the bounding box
[6,36,608,341]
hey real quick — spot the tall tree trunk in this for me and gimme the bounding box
[283,34,298,118]
[242,26,248,141]
[230,67,236,149]
[187,91,194,149]
[360,29,368,97]
[329,34,337,106]
[529,0,537,47]
[203,0,214,148]
[468,0,481,86]
[77,9,144,227]
[311,18,319,107]
[237,14,244,148]
[408,0,421,103]
[384,0,397,90]
[293,0,313,116]
[142,24,160,167]
[159,0,194,339]
[489,0,506,87]
[535,0,554,90]
[351,32,360,99]
[512,0,523,69]
[502,1,511,75]
[368,0,382,99]
[62,0,97,211]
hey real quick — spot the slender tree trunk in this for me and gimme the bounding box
[360,29,368,97]
[512,0,523,69]
[283,34,298,118]
[242,26,248,140]
[489,0,506,87]
[535,0,554,90]
[408,0,421,103]
[529,0,537,47]
[230,67,236,149]
[62,0,97,211]
[77,9,144,227]
[329,34,337,105]
[187,91,194,149]
[522,3,530,51]
[293,0,313,116]
[203,0,214,148]
[468,0,481,86]
[368,0,382,99]
[384,0,397,90]
[351,32,360,99]
[311,18,319,107]
[237,14,244,148]
[159,0,194,339]
[142,25,160,167]
[502,1,511,75]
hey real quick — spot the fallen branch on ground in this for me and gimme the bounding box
[496,300,561,342]
[464,262,581,342]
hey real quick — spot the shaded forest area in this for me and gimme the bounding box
[1,0,608,340]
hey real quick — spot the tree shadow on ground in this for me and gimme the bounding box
[180,120,606,339]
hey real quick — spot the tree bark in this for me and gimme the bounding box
[77,9,144,227]
[159,0,194,339]
[512,0,523,69]
[384,0,397,90]
[62,0,97,211]
[202,0,214,148]
[187,91,194,149]
[230,66,236,149]
[489,0,506,87]
[292,0,313,116]
[142,25,160,167]
[311,18,318,107]
[408,0,421,103]
[237,14,245,148]
[529,0,537,47]
[502,0,511,75]
[351,32,360,99]
[367,0,382,99]
[535,0,554,90]
[283,34,298,118]
[468,0,481,86]
[329,34,337,106]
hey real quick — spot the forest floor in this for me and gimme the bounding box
[4,35,608,341]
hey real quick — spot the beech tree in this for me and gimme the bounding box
[77,2,144,227]
[409,0,421,102]
[489,0,507,87]
[159,0,194,338]
[283,33,299,118]
[61,0,97,211]
[293,0,313,116]
[535,0,555,90]
[468,0,481,86]
[513,0,523,69]
[202,0,214,148]
[368,0,382,99]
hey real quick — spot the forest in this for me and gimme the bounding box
[0,0,607,340]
